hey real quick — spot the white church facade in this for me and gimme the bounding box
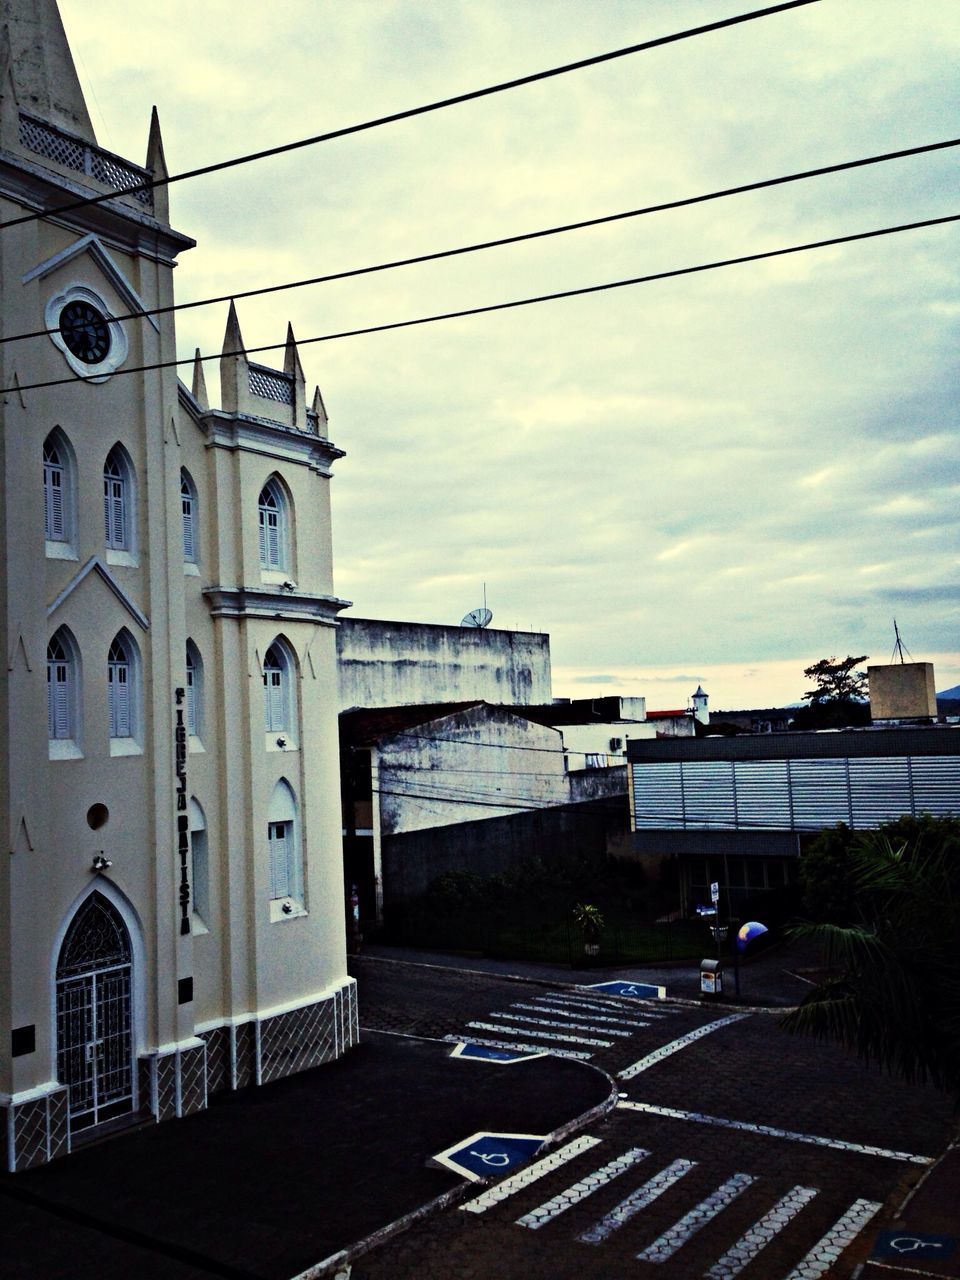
[0,0,357,1170]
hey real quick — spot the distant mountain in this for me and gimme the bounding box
[938,684,960,699]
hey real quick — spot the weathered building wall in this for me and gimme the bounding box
[337,618,552,710]
[381,795,629,905]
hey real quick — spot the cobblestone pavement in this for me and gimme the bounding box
[350,956,955,1280]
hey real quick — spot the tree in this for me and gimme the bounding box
[803,655,869,703]
[782,817,960,1099]
[791,655,870,730]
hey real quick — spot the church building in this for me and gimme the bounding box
[0,0,357,1170]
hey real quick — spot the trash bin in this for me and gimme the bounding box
[700,958,723,998]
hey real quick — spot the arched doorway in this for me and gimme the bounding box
[55,892,135,1131]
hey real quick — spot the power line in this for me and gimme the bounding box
[6,210,957,396]
[0,0,820,233]
[5,134,955,349]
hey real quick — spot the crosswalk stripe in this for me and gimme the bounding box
[460,1135,602,1214]
[704,1185,819,1279]
[619,1014,750,1079]
[617,1101,934,1164]
[466,1021,613,1048]
[542,993,670,1017]
[514,1000,651,1030]
[782,1198,882,1280]
[578,1158,697,1245]
[517,1147,650,1231]
[442,1034,593,1061]
[488,1010,634,1037]
[636,1172,756,1262]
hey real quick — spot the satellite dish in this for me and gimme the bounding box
[461,607,493,629]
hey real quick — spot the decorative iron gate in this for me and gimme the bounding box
[55,893,134,1131]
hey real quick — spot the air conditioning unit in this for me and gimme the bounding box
[609,737,623,751]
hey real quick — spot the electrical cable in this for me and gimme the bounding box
[6,209,957,396]
[0,0,821,233]
[3,134,955,348]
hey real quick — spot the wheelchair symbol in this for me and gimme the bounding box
[890,1237,945,1254]
[470,1150,511,1167]
[621,985,641,996]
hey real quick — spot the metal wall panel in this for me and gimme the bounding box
[682,760,736,829]
[849,757,912,826]
[786,758,851,829]
[631,762,684,828]
[910,756,960,818]
[733,759,791,829]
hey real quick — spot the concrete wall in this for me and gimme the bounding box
[337,617,551,710]
[381,796,629,905]
[868,663,937,720]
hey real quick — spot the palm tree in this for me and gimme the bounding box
[781,822,960,1100]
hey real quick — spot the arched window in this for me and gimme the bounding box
[267,779,301,904]
[185,641,203,740]
[107,632,140,747]
[181,470,198,565]
[103,445,135,553]
[189,798,209,924]
[258,478,289,572]
[262,641,294,735]
[43,429,77,553]
[47,629,78,745]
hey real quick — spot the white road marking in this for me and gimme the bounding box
[486,1010,634,1038]
[442,1034,593,1061]
[705,1185,819,1279]
[618,1101,934,1165]
[516,1147,650,1230]
[545,993,670,1017]
[514,1000,652,1029]
[783,1198,883,1279]
[636,1172,756,1263]
[466,1021,613,1048]
[578,1157,696,1244]
[619,1014,750,1079]
[460,1135,602,1214]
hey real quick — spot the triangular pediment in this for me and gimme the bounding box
[47,556,149,631]
[22,234,160,333]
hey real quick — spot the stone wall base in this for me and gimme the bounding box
[2,978,359,1171]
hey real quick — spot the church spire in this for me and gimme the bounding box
[0,0,96,142]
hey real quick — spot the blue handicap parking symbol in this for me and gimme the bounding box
[450,1042,544,1064]
[587,979,665,1000]
[432,1131,545,1182]
[872,1230,956,1260]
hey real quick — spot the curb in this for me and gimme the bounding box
[291,1044,622,1279]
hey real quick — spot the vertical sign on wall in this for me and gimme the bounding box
[175,687,190,936]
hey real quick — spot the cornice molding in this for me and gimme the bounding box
[202,410,345,474]
[202,586,352,624]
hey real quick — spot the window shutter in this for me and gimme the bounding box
[186,669,198,736]
[258,508,268,566]
[45,462,64,541]
[48,660,70,739]
[269,822,291,899]
[267,512,281,569]
[182,491,195,562]
[109,661,131,737]
[270,670,285,730]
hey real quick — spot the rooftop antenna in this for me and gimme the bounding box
[460,582,493,629]
[890,619,914,663]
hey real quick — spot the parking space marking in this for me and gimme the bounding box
[705,1185,819,1279]
[783,1198,883,1279]
[520,1000,652,1029]
[461,1135,602,1215]
[545,993,672,1018]
[466,1021,614,1048]
[487,1010,634,1038]
[442,1034,593,1061]
[618,1102,934,1164]
[618,1014,750,1079]
[635,1172,756,1263]
[516,1147,650,1231]
[578,1157,697,1245]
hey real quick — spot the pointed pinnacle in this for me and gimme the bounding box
[191,348,209,409]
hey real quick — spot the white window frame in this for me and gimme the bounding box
[267,779,304,918]
[181,470,199,570]
[103,445,137,565]
[258,478,289,574]
[189,798,210,929]
[47,628,82,759]
[43,430,77,560]
[185,641,204,747]
[108,632,141,755]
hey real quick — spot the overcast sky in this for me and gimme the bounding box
[59,0,959,709]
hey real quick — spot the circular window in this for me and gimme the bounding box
[86,803,109,831]
[59,299,112,365]
[45,285,128,382]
